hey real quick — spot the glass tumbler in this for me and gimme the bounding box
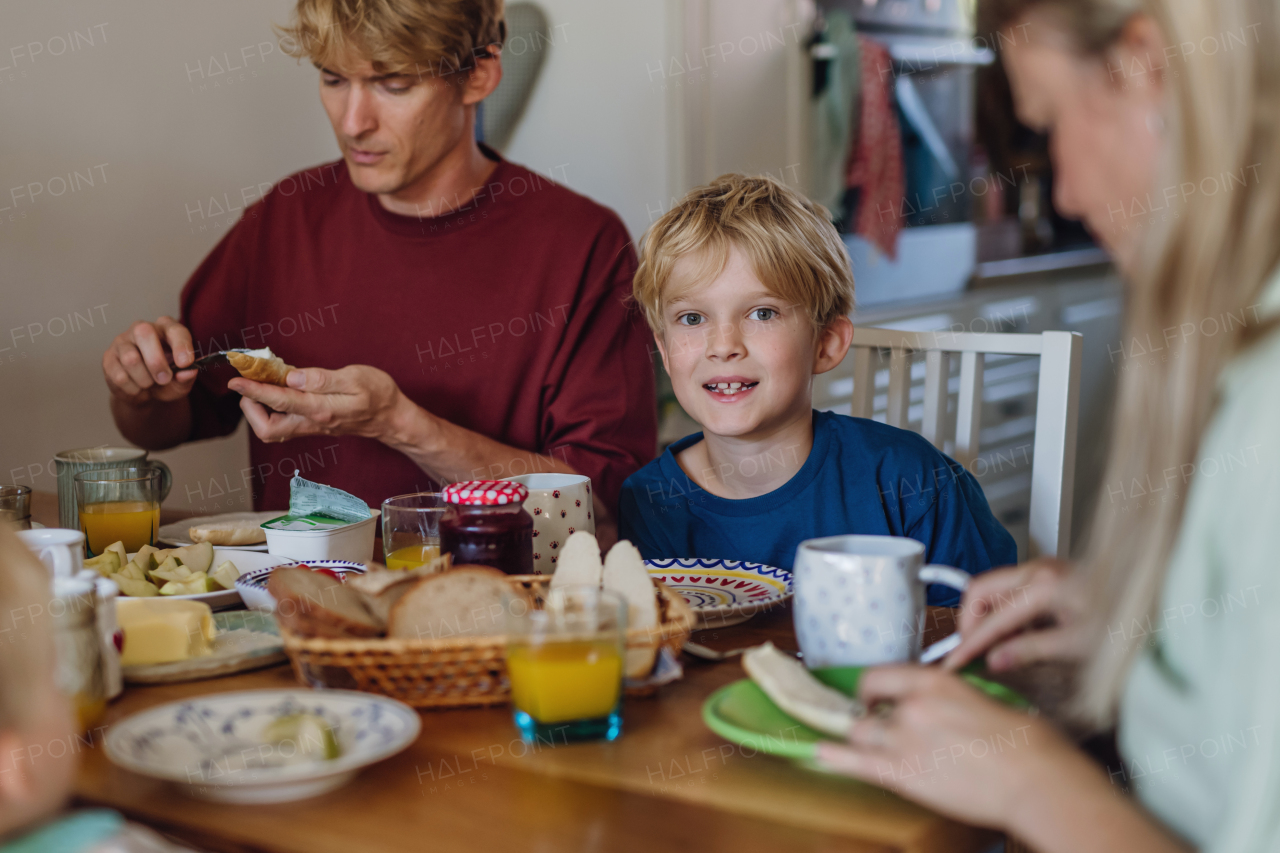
[380,492,445,570]
[74,467,163,556]
[506,585,626,744]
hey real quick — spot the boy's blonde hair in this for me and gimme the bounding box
[0,525,57,730]
[633,174,854,333]
[278,0,506,78]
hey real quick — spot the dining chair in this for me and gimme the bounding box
[833,327,1083,559]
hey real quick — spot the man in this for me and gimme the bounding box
[101,0,655,541]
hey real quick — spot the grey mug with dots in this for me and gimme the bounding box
[793,535,969,668]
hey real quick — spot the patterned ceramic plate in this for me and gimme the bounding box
[104,688,421,803]
[645,558,793,628]
[234,560,368,612]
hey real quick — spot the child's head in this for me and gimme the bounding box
[0,525,78,837]
[634,174,855,440]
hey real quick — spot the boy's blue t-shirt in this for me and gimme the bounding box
[618,410,1018,606]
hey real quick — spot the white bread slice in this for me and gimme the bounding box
[348,554,452,623]
[550,531,603,590]
[187,512,279,546]
[267,566,381,638]
[387,566,527,640]
[602,540,660,678]
[742,642,864,737]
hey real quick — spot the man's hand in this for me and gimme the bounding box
[103,317,199,405]
[230,364,415,444]
[943,558,1092,673]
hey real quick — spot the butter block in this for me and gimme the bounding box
[117,598,216,666]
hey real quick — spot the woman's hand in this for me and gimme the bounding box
[814,667,1104,829]
[943,558,1093,673]
[229,365,423,444]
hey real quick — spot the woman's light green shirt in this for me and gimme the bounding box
[1119,272,1280,850]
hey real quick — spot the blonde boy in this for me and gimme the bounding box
[0,526,194,851]
[619,175,1015,604]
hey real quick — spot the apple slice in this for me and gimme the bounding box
[169,541,214,575]
[115,576,160,597]
[210,561,240,591]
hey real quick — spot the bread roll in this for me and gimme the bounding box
[347,555,452,624]
[387,566,527,641]
[226,349,294,386]
[187,512,279,546]
[267,565,381,638]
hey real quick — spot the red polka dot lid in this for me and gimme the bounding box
[441,479,529,506]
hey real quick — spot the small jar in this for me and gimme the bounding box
[51,577,106,732]
[439,480,533,575]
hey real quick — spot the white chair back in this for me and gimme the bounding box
[833,327,1082,559]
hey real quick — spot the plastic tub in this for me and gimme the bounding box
[263,511,380,563]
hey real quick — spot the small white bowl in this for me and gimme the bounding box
[104,688,420,803]
[235,560,368,613]
[263,511,379,562]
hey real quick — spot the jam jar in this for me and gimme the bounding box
[439,480,534,575]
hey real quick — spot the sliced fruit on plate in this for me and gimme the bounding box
[261,712,342,761]
[742,642,865,738]
[115,576,160,597]
[167,541,214,576]
[210,561,240,591]
[149,556,192,585]
[159,573,217,595]
[85,551,122,577]
[105,540,128,565]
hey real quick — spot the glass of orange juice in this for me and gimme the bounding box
[74,467,163,556]
[506,586,626,744]
[381,492,445,570]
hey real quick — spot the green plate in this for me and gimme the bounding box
[701,666,1031,764]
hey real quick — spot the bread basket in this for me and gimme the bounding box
[279,575,696,709]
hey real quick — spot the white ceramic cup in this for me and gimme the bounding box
[793,535,969,667]
[504,474,594,574]
[17,528,86,579]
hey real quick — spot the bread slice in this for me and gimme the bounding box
[348,554,452,624]
[550,530,603,590]
[267,565,382,638]
[602,541,660,678]
[187,512,279,546]
[387,566,527,641]
[226,348,294,386]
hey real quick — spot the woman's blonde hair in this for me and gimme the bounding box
[633,174,855,332]
[277,0,505,77]
[988,0,1280,726]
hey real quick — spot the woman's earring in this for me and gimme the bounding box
[1145,112,1166,135]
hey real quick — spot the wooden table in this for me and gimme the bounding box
[33,492,1000,853]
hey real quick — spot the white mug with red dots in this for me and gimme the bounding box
[505,474,594,574]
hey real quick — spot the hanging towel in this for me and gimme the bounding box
[809,11,861,215]
[845,36,904,259]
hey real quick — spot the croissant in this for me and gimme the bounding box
[226,349,294,386]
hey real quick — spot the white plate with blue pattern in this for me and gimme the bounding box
[104,689,420,803]
[645,558,793,628]
[234,560,368,612]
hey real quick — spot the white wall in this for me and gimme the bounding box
[1,0,334,513]
[0,0,803,512]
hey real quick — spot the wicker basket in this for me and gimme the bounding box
[279,575,697,709]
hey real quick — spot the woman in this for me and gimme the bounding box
[817,1,1280,850]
